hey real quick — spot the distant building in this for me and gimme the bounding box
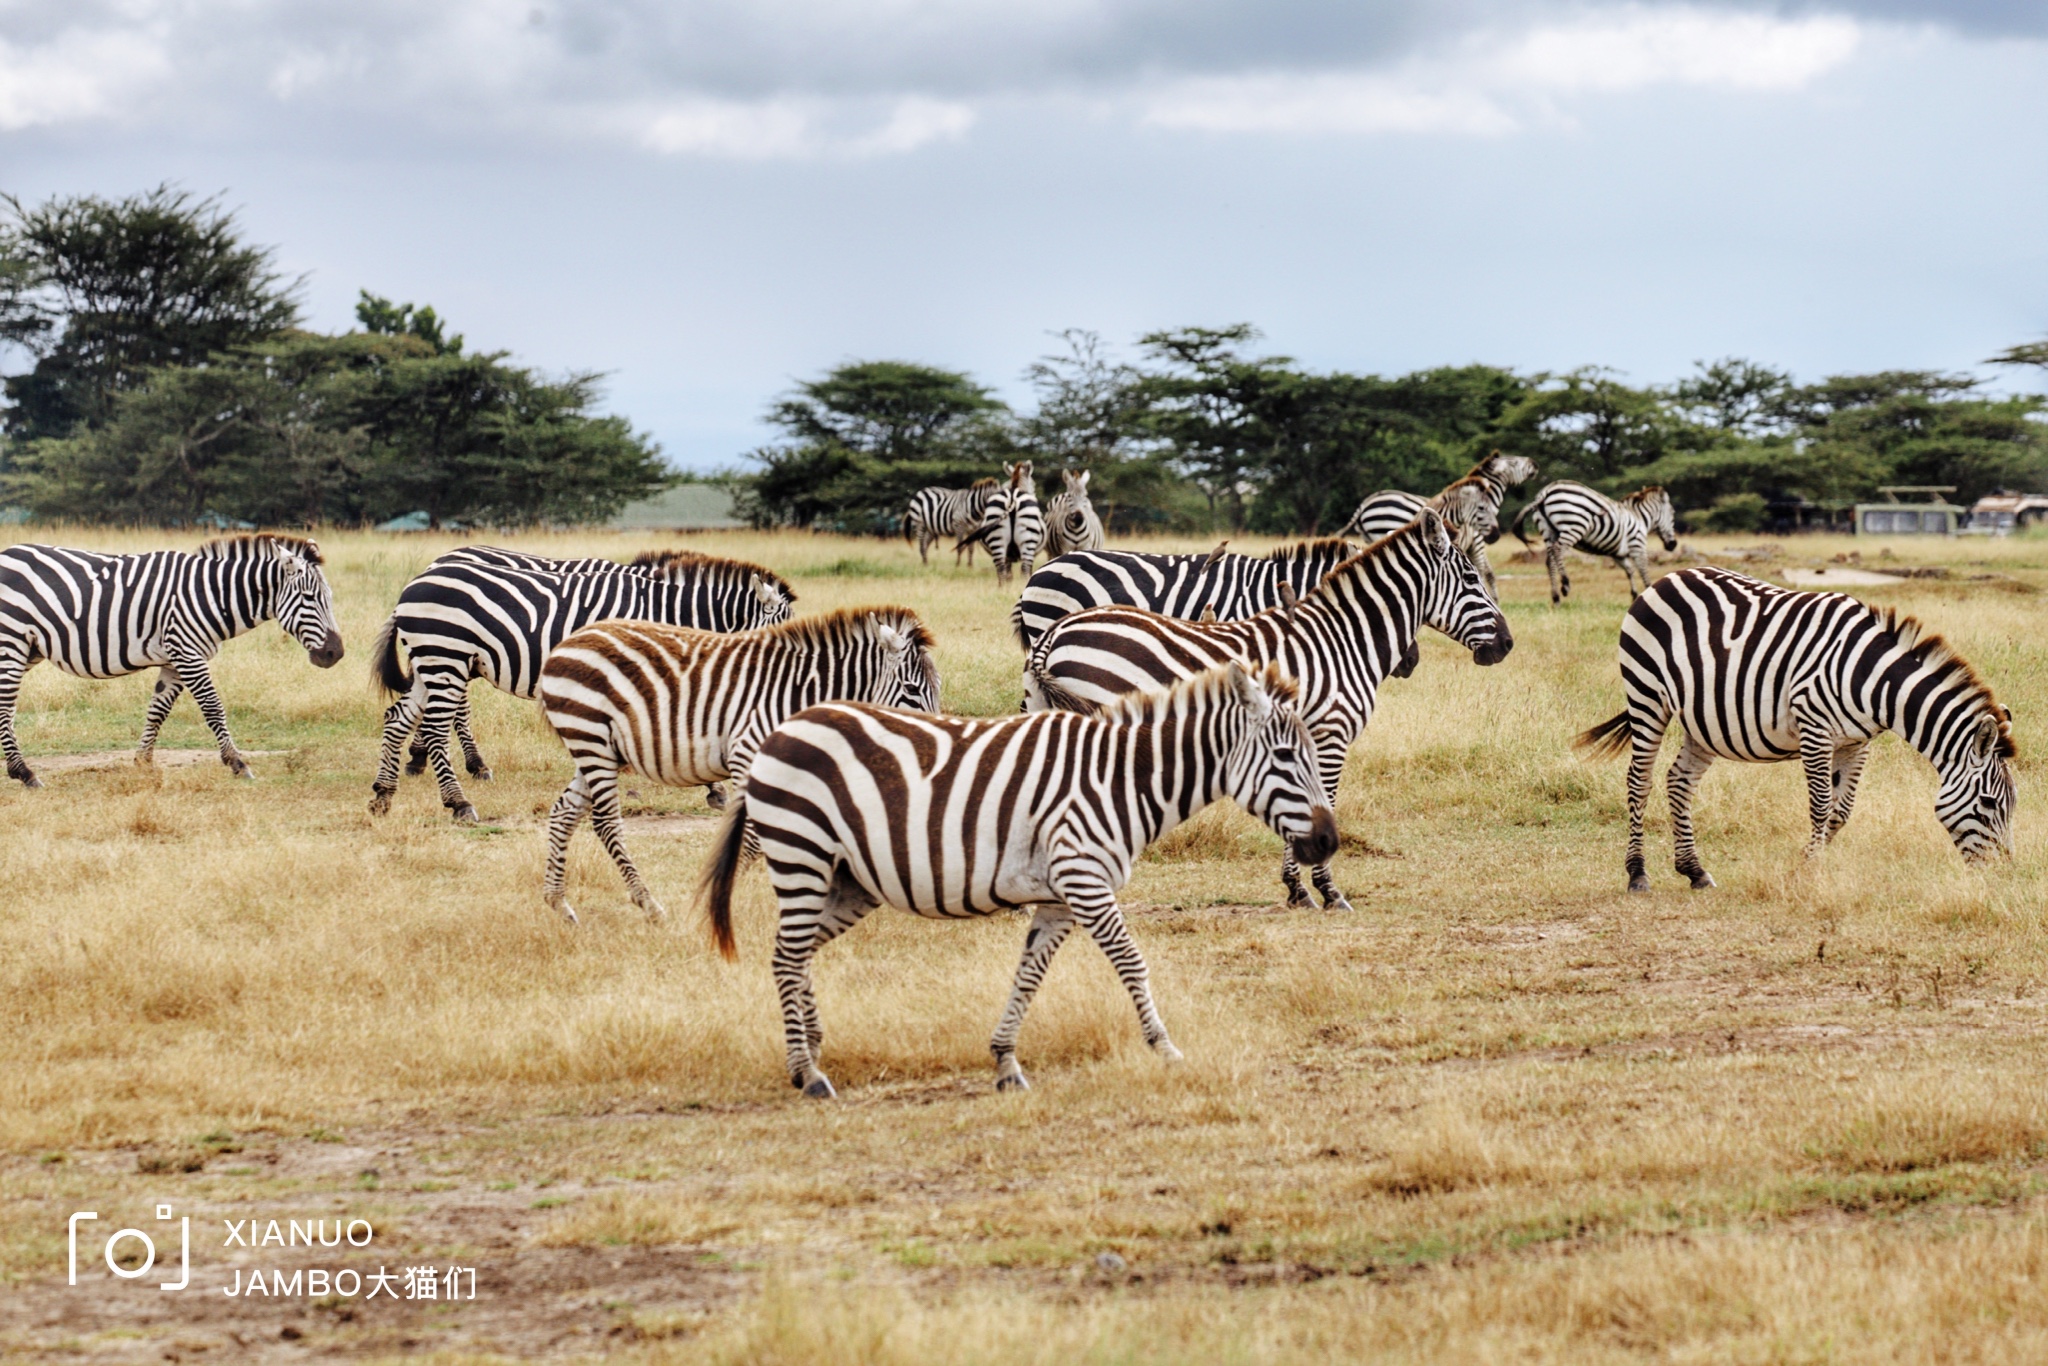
[607,483,744,531]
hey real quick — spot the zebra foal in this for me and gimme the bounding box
[537,607,941,923]
[1577,567,2016,892]
[1024,511,1510,909]
[1042,468,1106,557]
[0,535,343,787]
[1510,481,1678,603]
[903,479,1000,566]
[697,661,1338,1098]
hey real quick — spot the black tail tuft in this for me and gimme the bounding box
[697,793,749,961]
[370,616,411,696]
[1508,501,1536,546]
[1573,711,1632,759]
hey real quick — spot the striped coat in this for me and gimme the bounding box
[1010,537,1358,653]
[1023,512,1510,909]
[697,662,1339,1097]
[1042,469,1106,557]
[537,607,941,923]
[903,480,1000,566]
[1511,481,1678,602]
[0,535,343,787]
[1342,453,1538,595]
[1577,567,2016,890]
[980,461,1045,585]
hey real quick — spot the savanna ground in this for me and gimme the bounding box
[1,524,2044,1364]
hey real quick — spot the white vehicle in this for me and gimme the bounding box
[1966,489,2048,534]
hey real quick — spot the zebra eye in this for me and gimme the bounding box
[1274,747,1296,763]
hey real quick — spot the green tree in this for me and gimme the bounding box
[356,290,463,354]
[1494,368,1700,488]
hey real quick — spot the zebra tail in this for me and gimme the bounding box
[1508,500,1536,546]
[370,616,411,696]
[1008,597,1033,651]
[697,793,749,961]
[1022,660,1097,715]
[901,513,916,545]
[1573,711,1633,759]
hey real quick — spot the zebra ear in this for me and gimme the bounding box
[876,622,908,653]
[1973,712,2002,760]
[1419,509,1452,553]
[1226,661,1270,718]
[751,574,778,609]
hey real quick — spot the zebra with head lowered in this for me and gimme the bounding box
[1023,512,1510,910]
[979,461,1045,585]
[903,479,1000,566]
[1,535,343,788]
[1042,468,1105,557]
[1576,566,2016,893]
[1343,452,1538,596]
[367,553,793,821]
[537,607,941,924]
[697,661,1338,1098]
[1010,537,1358,652]
[1510,481,1678,603]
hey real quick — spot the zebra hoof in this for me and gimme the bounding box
[995,1070,1031,1092]
[404,754,429,776]
[467,763,494,781]
[801,1075,838,1100]
[1627,875,1651,894]
[1284,888,1314,909]
[635,895,669,923]
[1322,895,1356,912]
[1688,872,1717,890]
[547,897,580,925]
[229,762,255,780]
[1156,1040,1185,1064]
[368,789,392,817]
[133,751,155,768]
[16,772,42,790]
[450,804,480,824]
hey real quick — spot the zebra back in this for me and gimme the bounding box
[905,480,999,544]
[982,461,1045,583]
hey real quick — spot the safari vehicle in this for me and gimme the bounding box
[1965,488,2048,534]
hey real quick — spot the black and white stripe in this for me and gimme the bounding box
[1342,453,1538,595]
[537,607,941,923]
[1510,481,1678,602]
[903,479,1000,566]
[1042,468,1105,557]
[980,461,1045,585]
[0,535,343,787]
[696,662,1339,1097]
[1022,512,1511,909]
[1010,537,1358,652]
[367,554,794,821]
[1576,566,2016,890]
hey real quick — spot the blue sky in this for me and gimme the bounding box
[3,1,2045,469]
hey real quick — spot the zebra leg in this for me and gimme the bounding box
[1797,727,1837,859]
[587,759,665,921]
[369,682,425,814]
[543,773,593,923]
[988,905,1077,1091]
[409,685,490,780]
[0,646,40,788]
[412,671,479,821]
[1666,737,1717,889]
[1545,538,1568,603]
[1308,757,1353,911]
[1826,740,1873,843]
[1280,846,1313,908]
[169,648,251,778]
[1055,869,1180,1064]
[1625,724,1661,892]
[772,863,875,1098]
[135,666,185,765]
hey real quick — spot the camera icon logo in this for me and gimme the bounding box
[68,1205,190,1291]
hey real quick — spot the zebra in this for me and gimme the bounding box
[537,606,942,924]
[1022,511,1510,910]
[367,555,793,821]
[1575,566,2015,892]
[979,461,1045,586]
[1342,452,1539,595]
[1,535,344,788]
[1041,468,1105,557]
[1510,481,1678,603]
[1010,537,1358,653]
[696,661,1339,1098]
[394,545,779,783]
[903,479,1000,567]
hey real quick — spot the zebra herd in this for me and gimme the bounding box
[0,470,2019,1097]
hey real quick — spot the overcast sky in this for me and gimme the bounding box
[4,1,2046,469]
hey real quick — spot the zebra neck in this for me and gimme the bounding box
[1110,702,1237,841]
[1866,643,1971,773]
[205,556,277,637]
[1298,568,1418,683]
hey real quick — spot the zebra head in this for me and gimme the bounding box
[750,572,796,626]
[1634,486,1679,552]
[271,538,345,668]
[1482,452,1539,489]
[1062,468,1089,498]
[1936,707,2017,861]
[1415,510,1513,666]
[1218,663,1340,867]
[867,612,942,712]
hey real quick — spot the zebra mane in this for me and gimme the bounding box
[1328,508,1445,583]
[1877,608,2017,758]
[759,605,934,655]
[970,477,999,490]
[1095,661,1300,725]
[629,548,796,601]
[1623,485,1668,508]
[1263,538,1356,567]
[197,533,323,565]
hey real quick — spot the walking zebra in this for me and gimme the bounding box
[697,661,1338,1097]
[367,555,792,821]
[1023,511,1510,909]
[1,535,343,788]
[1510,481,1678,603]
[980,461,1045,586]
[903,479,1000,566]
[1576,567,2015,892]
[1042,468,1105,557]
[537,607,941,923]
[1343,452,1538,595]
[1010,537,1358,652]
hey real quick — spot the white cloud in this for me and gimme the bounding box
[0,24,168,130]
[637,93,973,159]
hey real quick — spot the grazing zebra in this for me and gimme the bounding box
[1342,453,1539,595]
[367,555,793,821]
[1042,469,1106,557]
[1576,567,2016,892]
[903,479,1000,567]
[1010,537,1358,653]
[0,535,343,788]
[1510,481,1678,603]
[1023,511,1510,909]
[980,461,1045,586]
[697,661,1339,1098]
[537,607,941,923]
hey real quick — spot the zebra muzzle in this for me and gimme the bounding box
[1292,807,1340,865]
[309,629,345,669]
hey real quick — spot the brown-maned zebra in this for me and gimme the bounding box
[536,607,941,923]
[1576,566,2015,891]
[1509,481,1678,602]
[1042,468,1105,557]
[697,661,1338,1098]
[1341,452,1538,595]
[1022,511,1510,910]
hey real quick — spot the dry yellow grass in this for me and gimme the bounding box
[0,525,2043,1362]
